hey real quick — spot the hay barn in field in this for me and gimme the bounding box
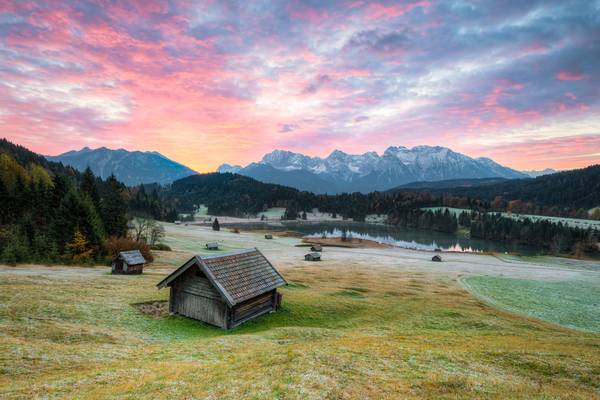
[157,248,287,329]
[206,242,219,250]
[310,244,322,252]
[112,250,145,274]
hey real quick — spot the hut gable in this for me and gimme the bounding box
[119,250,145,265]
[157,248,286,328]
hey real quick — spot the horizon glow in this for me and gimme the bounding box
[1,1,599,172]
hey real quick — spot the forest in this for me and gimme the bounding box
[0,139,176,264]
[392,164,600,213]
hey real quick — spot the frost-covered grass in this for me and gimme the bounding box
[1,225,599,399]
[1,264,599,399]
[423,207,600,229]
[462,275,600,332]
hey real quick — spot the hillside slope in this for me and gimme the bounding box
[390,165,600,209]
[47,147,197,185]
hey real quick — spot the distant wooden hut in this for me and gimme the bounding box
[310,244,322,252]
[157,248,287,329]
[432,255,442,262]
[206,242,219,250]
[265,234,273,239]
[112,250,146,274]
[305,252,321,261]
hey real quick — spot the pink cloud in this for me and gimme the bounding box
[365,1,430,20]
[556,71,585,81]
[465,135,600,170]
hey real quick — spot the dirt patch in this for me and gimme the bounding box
[133,301,169,318]
[301,237,391,249]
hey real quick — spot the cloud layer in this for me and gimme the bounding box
[1,0,599,171]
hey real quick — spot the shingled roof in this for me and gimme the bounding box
[117,250,145,265]
[157,248,286,306]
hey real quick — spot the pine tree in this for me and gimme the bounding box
[212,218,220,231]
[81,166,100,210]
[101,175,127,237]
[52,190,105,254]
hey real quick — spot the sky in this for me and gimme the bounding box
[1,0,599,172]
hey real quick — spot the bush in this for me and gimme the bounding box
[104,236,154,263]
[150,243,172,251]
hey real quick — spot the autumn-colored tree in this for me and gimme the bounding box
[104,236,153,262]
[66,228,93,264]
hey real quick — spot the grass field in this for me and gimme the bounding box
[1,224,599,399]
[462,275,600,332]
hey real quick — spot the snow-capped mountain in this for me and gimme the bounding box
[218,146,528,193]
[217,163,243,174]
[522,168,557,178]
[47,147,197,186]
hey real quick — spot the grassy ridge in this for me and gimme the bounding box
[1,263,599,399]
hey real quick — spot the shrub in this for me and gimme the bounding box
[104,236,154,263]
[150,243,172,251]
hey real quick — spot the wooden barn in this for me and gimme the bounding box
[304,252,321,261]
[206,242,219,250]
[157,248,287,329]
[112,250,146,274]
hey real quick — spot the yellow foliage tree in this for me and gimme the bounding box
[28,163,53,188]
[0,153,28,190]
[66,229,93,264]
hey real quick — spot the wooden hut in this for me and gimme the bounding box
[265,234,273,239]
[206,242,219,250]
[310,244,322,252]
[432,255,442,262]
[304,252,321,261]
[157,248,287,329]
[112,250,146,274]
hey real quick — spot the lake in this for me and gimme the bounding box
[225,221,539,255]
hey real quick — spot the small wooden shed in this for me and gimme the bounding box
[206,242,219,250]
[157,248,287,329]
[112,250,145,274]
[305,252,321,261]
[432,255,442,262]
[310,244,322,252]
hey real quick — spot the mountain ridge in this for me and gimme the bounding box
[219,145,528,193]
[47,147,197,186]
